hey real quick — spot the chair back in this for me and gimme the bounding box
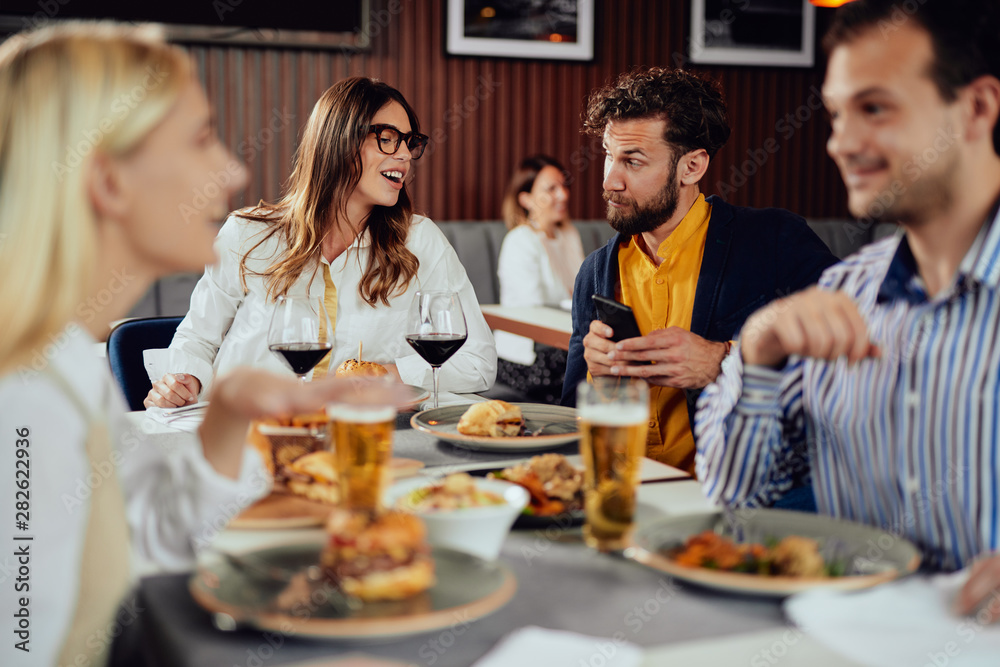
[107,317,184,411]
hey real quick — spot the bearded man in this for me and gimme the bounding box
[563,67,837,480]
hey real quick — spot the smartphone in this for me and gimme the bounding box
[592,294,644,342]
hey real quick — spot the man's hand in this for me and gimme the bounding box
[582,320,618,378]
[740,287,879,368]
[955,554,1000,623]
[144,373,202,408]
[607,326,728,389]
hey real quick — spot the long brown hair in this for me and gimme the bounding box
[500,154,569,231]
[239,77,420,306]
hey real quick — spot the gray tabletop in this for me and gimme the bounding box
[136,530,784,667]
[130,412,785,666]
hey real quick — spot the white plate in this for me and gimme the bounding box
[626,509,921,598]
[410,403,579,452]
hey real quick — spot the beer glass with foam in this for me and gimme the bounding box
[327,381,398,511]
[577,377,649,552]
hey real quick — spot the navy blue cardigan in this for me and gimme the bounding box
[561,196,839,422]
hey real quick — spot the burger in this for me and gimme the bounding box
[282,451,339,505]
[247,411,330,478]
[320,508,435,601]
[457,400,524,437]
[335,359,389,378]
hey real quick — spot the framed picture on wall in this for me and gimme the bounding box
[690,0,816,68]
[447,0,595,61]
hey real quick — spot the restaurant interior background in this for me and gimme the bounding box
[0,0,850,223]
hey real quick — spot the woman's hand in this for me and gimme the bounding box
[198,369,408,479]
[144,373,202,408]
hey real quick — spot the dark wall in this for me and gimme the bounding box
[188,0,851,220]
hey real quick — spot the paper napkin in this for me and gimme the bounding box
[474,626,642,667]
[785,569,1000,667]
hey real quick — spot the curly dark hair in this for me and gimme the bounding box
[824,0,1000,155]
[583,67,731,159]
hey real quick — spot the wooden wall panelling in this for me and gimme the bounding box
[179,0,848,223]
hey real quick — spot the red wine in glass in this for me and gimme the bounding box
[267,295,334,383]
[269,343,333,376]
[405,291,467,408]
[404,334,467,367]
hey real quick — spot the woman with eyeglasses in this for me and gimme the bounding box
[145,77,496,407]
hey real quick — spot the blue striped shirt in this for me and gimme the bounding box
[694,209,1000,571]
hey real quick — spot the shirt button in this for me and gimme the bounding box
[655,278,664,285]
[905,476,920,494]
[904,391,921,409]
[648,421,656,428]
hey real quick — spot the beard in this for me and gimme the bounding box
[603,160,681,236]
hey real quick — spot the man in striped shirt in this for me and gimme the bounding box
[695,0,1000,617]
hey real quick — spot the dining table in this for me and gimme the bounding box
[126,405,863,667]
[480,305,573,351]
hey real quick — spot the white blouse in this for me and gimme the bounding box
[496,223,584,364]
[0,324,265,667]
[145,214,497,397]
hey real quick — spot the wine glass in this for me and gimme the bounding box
[267,295,334,384]
[405,291,467,409]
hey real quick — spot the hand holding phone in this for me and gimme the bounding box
[592,294,644,342]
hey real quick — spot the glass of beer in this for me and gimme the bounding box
[327,384,397,512]
[577,377,649,552]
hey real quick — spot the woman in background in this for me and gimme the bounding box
[495,155,584,404]
[145,77,496,408]
[0,24,354,666]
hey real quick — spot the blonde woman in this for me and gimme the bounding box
[495,155,584,403]
[145,77,497,408]
[0,24,356,667]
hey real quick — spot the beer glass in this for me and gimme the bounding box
[577,377,649,552]
[328,383,397,511]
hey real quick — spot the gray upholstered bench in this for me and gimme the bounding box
[127,217,901,319]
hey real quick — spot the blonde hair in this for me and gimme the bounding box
[0,23,191,373]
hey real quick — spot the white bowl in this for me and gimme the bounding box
[384,476,529,561]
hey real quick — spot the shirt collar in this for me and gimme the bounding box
[965,201,1000,287]
[319,228,369,267]
[877,201,1000,305]
[628,193,711,262]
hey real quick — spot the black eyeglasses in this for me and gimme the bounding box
[369,124,429,159]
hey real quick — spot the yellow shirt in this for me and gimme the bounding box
[617,194,711,473]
